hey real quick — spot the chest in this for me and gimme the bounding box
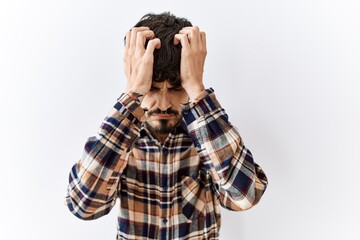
[123,142,202,186]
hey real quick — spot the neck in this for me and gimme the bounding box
[155,133,169,144]
[146,127,170,144]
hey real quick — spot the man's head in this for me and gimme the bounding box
[125,12,193,140]
[127,12,193,86]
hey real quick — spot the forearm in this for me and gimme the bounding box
[181,88,268,210]
[65,92,144,219]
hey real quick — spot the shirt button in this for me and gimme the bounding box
[162,218,168,224]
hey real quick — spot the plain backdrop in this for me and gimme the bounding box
[1,0,359,239]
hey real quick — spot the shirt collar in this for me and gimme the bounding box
[139,121,188,139]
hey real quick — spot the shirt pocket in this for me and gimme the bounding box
[181,169,212,221]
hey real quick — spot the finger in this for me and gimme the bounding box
[173,34,190,49]
[130,26,150,50]
[124,31,131,60]
[200,31,207,52]
[125,31,131,49]
[179,28,200,45]
[144,38,161,57]
[136,30,155,50]
[181,26,200,31]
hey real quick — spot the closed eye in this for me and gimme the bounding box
[150,86,160,91]
[169,87,183,92]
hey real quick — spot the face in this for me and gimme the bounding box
[141,81,189,136]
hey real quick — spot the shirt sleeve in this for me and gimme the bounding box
[181,88,268,211]
[64,92,144,220]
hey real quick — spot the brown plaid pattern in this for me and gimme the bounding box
[65,88,268,239]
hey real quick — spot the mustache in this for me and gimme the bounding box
[145,107,179,116]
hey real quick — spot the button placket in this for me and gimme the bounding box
[163,148,168,155]
[161,147,169,189]
[160,145,171,221]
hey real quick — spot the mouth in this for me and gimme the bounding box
[151,114,175,119]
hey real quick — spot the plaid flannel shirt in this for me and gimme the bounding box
[64,88,268,240]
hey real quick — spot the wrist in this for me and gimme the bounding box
[125,91,144,104]
[185,84,206,100]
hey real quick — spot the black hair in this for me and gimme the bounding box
[125,12,192,87]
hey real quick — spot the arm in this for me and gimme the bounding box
[64,93,144,220]
[175,26,267,211]
[64,26,160,220]
[181,88,268,211]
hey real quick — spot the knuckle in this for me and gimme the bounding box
[131,27,143,35]
[132,27,150,34]
[137,30,153,39]
[146,40,154,47]
[149,38,159,46]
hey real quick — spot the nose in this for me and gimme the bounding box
[157,90,172,112]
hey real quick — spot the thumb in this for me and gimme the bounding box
[145,38,161,57]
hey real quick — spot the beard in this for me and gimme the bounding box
[145,119,179,135]
[144,108,182,135]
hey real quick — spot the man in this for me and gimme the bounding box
[65,12,268,240]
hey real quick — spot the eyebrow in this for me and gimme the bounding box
[150,84,183,89]
[168,86,183,89]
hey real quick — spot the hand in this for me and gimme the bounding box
[124,27,161,95]
[174,26,207,99]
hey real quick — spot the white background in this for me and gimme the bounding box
[1,0,359,239]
